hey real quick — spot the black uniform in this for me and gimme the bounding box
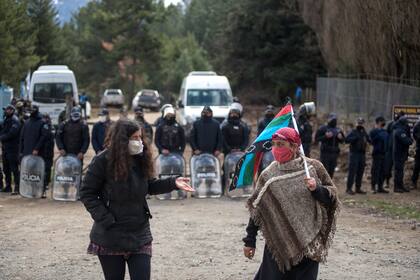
[92,120,111,154]
[154,119,186,154]
[0,114,21,192]
[135,117,153,145]
[315,121,344,178]
[411,121,420,187]
[297,115,313,157]
[369,127,389,192]
[345,126,370,192]
[190,117,223,154]
[56,119,90,156]
[40,121,55,190]
[384,120,397,185]
[392,118,413,192]
[19,113,48,157]
[221,117,249,155]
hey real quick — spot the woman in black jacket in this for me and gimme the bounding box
[80,119,194,280]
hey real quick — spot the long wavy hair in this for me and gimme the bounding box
[104,119,154,181]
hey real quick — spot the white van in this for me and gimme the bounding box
[177,71,233,136]
[29,65,78,125]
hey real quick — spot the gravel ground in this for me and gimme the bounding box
[0,195,419,279]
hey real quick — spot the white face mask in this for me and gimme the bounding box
[99,116,107,123]
[128,140,144,155]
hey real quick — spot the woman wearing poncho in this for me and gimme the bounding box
[243,127,340,280]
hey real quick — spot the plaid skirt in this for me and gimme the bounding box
[87,242,152,258]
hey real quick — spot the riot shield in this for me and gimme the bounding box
[191,153,222,198]
[224,152,253,198]
[52,155,82,201]
[261,151,274,171]
[19,155,45,198]
[155,153,186,200]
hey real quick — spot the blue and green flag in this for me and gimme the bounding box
[229,104,293,190]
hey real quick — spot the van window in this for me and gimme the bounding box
[186,89,232,106]
[106,90,121,95]
[33,83,73,104]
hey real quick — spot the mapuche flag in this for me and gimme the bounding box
[229,104,293,190]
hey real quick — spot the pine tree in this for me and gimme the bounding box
[28,0,64,66]
[0,0,39,87]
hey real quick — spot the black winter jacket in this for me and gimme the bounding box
[0,114,21,154]
[393,121,413,161]
[315,124,345,154]
[80,150,178,251]
[345,127,370,154]
[19,113,48,157]
[190,117,222,154]
[56,120,90,155]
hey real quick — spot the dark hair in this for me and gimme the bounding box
[104,119,154,181]
[375,116,385,124]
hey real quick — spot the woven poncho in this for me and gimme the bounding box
[247,157,340,272]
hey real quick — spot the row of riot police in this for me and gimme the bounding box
[0,104,90,199]
[314,112,418,195]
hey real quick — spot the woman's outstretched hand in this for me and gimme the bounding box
[175,177,195,192]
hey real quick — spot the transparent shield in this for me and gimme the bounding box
[224,152,253,198]
[52,155,82,201]
[19,155,45,198]
[155,153,186,200]
[191,153,222,198]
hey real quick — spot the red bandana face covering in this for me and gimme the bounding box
[272,146,294,163]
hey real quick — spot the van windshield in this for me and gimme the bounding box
[33,83,73,104]
[186,89,232,106]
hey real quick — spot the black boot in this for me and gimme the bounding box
[394,188,405,193]
[346,189,355,195]
[377,187,389,194]
[371,185,377,194]
[356,188,367,194]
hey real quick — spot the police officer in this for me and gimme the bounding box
[345,118,370,195]
[315,113,345,178]
[155,107,186,155]
[153,104,174,128]
[133,106,153,144]
[369,116,389,193]
[19,105,47,158]
[221,107,249,155]
[384,111,405,187]
[40,113,55,198]
[92,108,111,154]
[0,105,21,194]
[393,116,413,193]
[258,105,276,135]
[190,106,222,156]
[297,104,313,157]
[56,106,90,163]
[411,119,420,189]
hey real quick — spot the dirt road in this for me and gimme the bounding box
[0,195,419,280]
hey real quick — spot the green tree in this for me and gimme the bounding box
[0,0,39,88]
[28,0,65,66]
[217,0,326,102]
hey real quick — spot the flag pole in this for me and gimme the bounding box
[290,105,311,178]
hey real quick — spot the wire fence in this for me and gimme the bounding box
[316,77,420,122]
